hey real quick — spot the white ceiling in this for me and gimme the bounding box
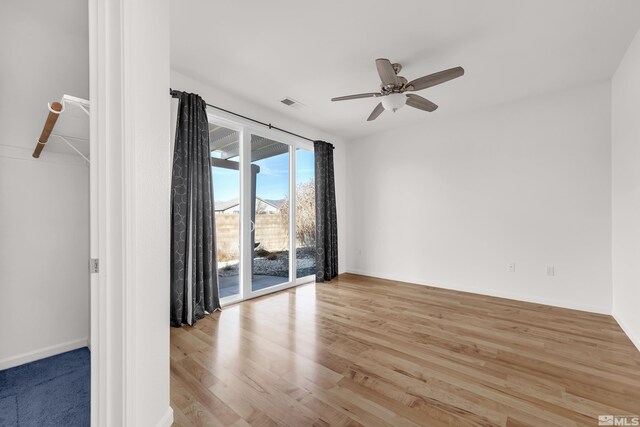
[170,0,640,141]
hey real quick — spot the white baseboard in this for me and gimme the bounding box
[613,313,640,352]
[156,407,174,427]
[0,337,89,371]
[344,269,611,315]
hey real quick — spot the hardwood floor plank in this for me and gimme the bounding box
[171,273,640,426]
[172,362,241,426]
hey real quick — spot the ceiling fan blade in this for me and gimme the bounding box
[367,103,385,121]
[331,92,381,102]
[406,94,438,112]
[375,58,399,86]
[407,66,464,92]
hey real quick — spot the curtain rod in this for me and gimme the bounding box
[170,88,330,146]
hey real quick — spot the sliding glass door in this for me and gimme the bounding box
[208,114,315,305]
[250,135,290,292]
[209,123,241,299]
[295,148,316,278]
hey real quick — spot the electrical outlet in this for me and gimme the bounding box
[547,266,555,276]
[508,263,516,272]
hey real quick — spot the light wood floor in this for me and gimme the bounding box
[170,274,640,427]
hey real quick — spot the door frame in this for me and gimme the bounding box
[205,109,316,306]
[89,0,173,425]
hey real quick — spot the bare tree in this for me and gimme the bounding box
[279,181,316,247]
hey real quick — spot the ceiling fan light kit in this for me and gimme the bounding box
[331,58,464,121]
[381,93,406,112]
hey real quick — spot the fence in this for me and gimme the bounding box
[215,213,289,257]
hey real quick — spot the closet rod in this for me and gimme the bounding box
[33,102,63,158]
[170,88,326,146]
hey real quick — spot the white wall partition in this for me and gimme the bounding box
[346,81,613,314]
[0,152,89,369]
[612,26,640,351]
[0,0,90,370]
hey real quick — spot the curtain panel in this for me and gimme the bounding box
[314,140,338,282]
[170,92,220,327]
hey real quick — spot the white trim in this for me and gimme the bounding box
[88,0,101,418]
[0,338,88,371]
[88,0,100,418]
[122,0,138,419]
[221,279,315,307]
[247,280,295,299]
[220,277,315,308]
[0,144,88,167]
[289,144,297,283]
[155,407,174,427]
[613,313,640,352]
[220,275,315,307]
[240,128,252,301]
[220,293,243,307]
[88,0,109,424]
[345,269,612,315]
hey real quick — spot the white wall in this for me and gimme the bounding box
[346,81,613,313]
[129,4,173,423]
[612,27,640,350]
[171,70,348,274]
[0,0,89,369]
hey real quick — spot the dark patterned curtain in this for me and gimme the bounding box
[170,92,220,327]
[314,140,338,282]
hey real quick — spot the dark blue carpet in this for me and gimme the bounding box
[0,348,90,427]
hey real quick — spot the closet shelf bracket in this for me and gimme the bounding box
[33,95,90,160]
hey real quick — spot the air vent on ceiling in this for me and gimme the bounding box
[280,97,306,110]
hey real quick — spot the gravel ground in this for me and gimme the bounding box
[218,247,316,278]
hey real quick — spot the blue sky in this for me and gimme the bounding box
[213,149,314,202]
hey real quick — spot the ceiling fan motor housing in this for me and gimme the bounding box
[382,74,408,94]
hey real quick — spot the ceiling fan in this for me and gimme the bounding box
[331,59,464,121]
